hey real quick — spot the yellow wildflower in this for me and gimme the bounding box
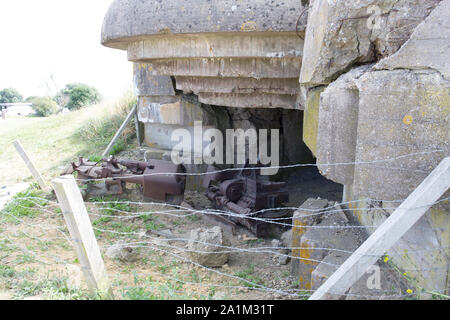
[407,289,413,294]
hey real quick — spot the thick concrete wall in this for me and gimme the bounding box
[102,0,308,49]
[301,0,450,295]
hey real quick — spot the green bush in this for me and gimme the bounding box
[0,88,23,103]
[27,96,59,117]
[61,83,101,110]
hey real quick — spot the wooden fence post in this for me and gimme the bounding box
[52,175,113,299]
[309,157,450,300]
[13,140,49,191]
[134,107,143,147]
[102,104,137,157]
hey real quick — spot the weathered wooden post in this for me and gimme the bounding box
[52,175,113,299]
[134,107,143,147]
[102,104,137,157]
[13,140,49,191]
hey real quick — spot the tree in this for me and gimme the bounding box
[27,96,59,117]
[61,83,102,110]
[0,88,23,104]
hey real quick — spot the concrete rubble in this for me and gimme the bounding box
[106,240,140,263]
[188,227,230,267]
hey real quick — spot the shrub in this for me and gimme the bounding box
[0,88,23,104]
[27,96,59,117]
[61,83,102,110]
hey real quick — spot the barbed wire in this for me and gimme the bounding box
[101,240,450,299]
[65,149,446,182]
[1,148,448,300]
[1,195,448,300]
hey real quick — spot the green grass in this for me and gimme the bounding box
[144,219,166,231]
[233,264,265,288]
[120,272,190,300]
[0,92,137,187]
[0,265,16,278]
[0,184,48,222]
[13,276,88,300]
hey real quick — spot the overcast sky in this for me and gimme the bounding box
[0,0,132,99]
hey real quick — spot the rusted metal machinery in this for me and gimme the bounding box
[64,157,186,204]
[64,157,291,236]
[203,165,291,237]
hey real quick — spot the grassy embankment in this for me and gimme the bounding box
[0,92,136,187]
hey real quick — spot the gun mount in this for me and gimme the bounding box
[63,157,186,204]
[203,164,291,237]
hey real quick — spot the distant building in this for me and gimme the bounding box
[0,103,34,116]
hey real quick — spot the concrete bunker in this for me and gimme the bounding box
[100,0,449,298]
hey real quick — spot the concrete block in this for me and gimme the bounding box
[303,87,326,156]
[102,0,308,48]
[355,198,450,298]
[316,65,372,185]
[144,58,302,79]
[311,252,350,299]
[291,198,329,280]
[198,92,298,109]
[133,63,175,96]
[144,123,215,151]
[353,69,449,201]
[375,0,450,81]
[138,95,217,126]
[127,34,303,60]
[292,205,364,290]
[175,77,300,95]
[299,0,440,86]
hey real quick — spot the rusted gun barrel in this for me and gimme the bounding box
[63,157,186,204]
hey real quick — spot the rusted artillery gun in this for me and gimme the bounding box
[203,164,291,237]
[63,157,186,204]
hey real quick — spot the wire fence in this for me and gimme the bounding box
[0,152,449,300]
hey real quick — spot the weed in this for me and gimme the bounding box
[145,220,166,231]
[0,265,16,278]
[0,238,15,253]
[14,280,43,298]
[122,286,155,300]
[13,276,88,300]
[15,253,36,265]
[110,141,126,155]
[1,184,48,222]
[186,215,201,223]
[208,286,217,299]
[234,264,265,288]
[87,155,103,163]
[190,270,200,283]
